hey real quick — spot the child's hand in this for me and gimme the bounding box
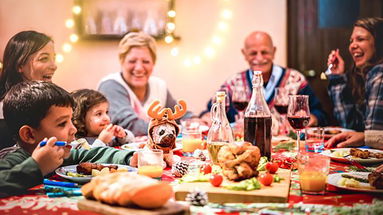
[32,137,65,176]
[98,124,114,144]
[113,125,127,139]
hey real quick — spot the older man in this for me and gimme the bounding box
[201,31,327,128]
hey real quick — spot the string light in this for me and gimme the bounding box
[62,43,72,53]
[65,19,75,28]
[72,5,81,14]
[167,1,232,67]
[69,34,79,43]
[56,54,64,63]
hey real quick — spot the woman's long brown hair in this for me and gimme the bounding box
[347,17,383,105]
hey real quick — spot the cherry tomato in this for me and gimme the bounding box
[265,162,279,174]
[259,173,273,186]
[210,174,223,187]
[200,164,212,174]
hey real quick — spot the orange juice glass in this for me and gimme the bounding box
[138,149,163,179]
[138,165,163,178]
[298,152,330,195]
[182,130,203,155]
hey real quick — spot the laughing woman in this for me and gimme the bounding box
[0,30,57,149]
[98,32,192,136]
[327,17,383,131]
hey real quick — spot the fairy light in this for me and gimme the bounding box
[167,10,176,18]
[69,34,79,43]
[169,1,232,67]
[65,19,75,28]
[56,54,64,63]
[166,22,176,32]
[212,36,222,45]
[221,9,232,19]
[164,35,174,44]
[62,43,72,53]
[171,47,179,56]
[193,56,202,64]
[72,5,82,14]
[204,47,216,58]
[183,58,192,67]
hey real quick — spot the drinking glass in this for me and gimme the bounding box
[182,130,203,156]
[274,88,289,135]
[138,149,163,179]
[287,95,310,153]
[232,80,248,140]
[298,152,330,195]
[305,127,325,153]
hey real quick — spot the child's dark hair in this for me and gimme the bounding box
[71,89,108,138]
[3,81,74,139]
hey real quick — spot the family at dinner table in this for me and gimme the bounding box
[0,16,383,198]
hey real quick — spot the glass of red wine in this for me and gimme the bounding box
[287,95,310,153]
[274,88,289,135]
[232,83,248,124]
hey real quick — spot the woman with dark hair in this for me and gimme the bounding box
[0,30,57,149]
[327,17,383,131]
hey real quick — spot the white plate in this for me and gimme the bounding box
[321,148,383,164]
[121,139,182,151]
[327,172,383,193]
[55,164,137,183]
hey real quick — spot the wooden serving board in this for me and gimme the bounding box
[174,169,291,203]
[78,199,189,215]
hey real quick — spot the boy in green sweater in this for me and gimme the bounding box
[0,81,135,197]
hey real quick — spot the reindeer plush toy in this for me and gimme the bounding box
[147,100,187,167]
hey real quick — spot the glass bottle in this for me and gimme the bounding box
[244,71,272,159]
[207,91,234,165]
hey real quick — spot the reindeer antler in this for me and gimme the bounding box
[167,100,187,120]
[147,100,168,119]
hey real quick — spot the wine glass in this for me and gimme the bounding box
[287,95,310,153]
[232,82,248,140]
[274,88,289,135]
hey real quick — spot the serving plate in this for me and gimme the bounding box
[327,172,383,193]
[321,148,383,164]
[56,164,137,183]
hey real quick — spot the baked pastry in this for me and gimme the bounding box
[217,142,261,181]
[81,172,173,209]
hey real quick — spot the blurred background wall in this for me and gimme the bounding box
[0,0,286,114]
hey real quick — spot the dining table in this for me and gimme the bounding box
[1,138,383,215]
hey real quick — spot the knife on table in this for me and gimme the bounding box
[43,179,79,188]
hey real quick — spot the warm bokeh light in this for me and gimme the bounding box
[183,58,192,67]
[167,10,176,18]
[62,43,72,53]
[204,47,216,58]
[193,56,202,64]
[72,5,82,14]
[171,47,179,56]
[212,36,222,45]
[69,34,79,43]
[65,19,75,28]
[221,9,232,19]
[166,22,176,32]
[0,62,3,70]
[56,54,64,63]
[164,35,174,44]
[218,22,228,31]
